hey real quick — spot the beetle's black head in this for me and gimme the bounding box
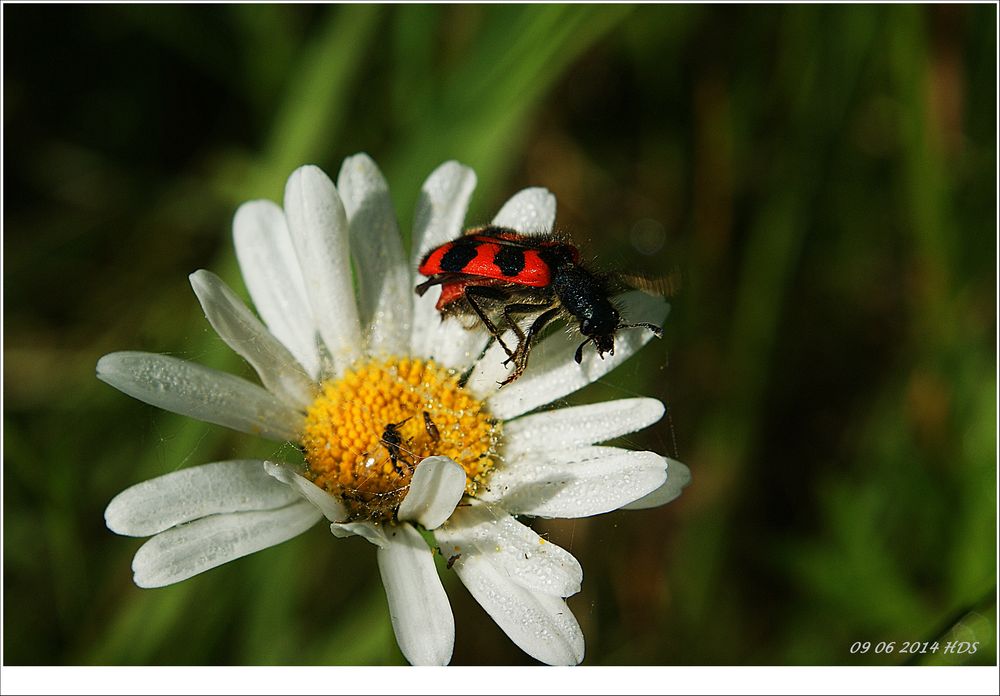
[575,307,620,363]
[574,312,666,364]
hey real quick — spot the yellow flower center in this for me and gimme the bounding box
[301,357,500,522]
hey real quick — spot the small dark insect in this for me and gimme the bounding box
[422,410,440,442]
[446,553,462,570]
[380,417,413,476]
[417,225,668,385]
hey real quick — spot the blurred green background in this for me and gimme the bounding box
[3,4,996,666]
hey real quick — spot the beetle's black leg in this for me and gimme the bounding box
[502,301,557,343]
[500,307,561,386]
[500,301,557,367]
[463,286,515,357]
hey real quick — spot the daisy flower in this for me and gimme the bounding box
[99,154,690,666]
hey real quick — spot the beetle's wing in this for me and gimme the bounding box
[612,268,683,298]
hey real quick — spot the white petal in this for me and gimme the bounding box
[409,161,477,361]
[190,270,315,411]
[377,523,454,665]
[284,165,362,375]
[337,154,411,355]
[397,456,466,530]
[491,187,556,235]
[487,292,670,420]
[463,328,519,398]
[436,501,582,598]
[623,459,691,510]
[105,460,300,537]
[478,446,667,518]
[330,520,389,547]
[419,312,492,371]
[410,160,477,264]
[97,352,303,442]
[502,398,665,458]
[131,500,322,588]
[450,552,583,665]
[233,200,321,378]
[263,461,347,522]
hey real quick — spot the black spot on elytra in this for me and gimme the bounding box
[440,243,478,272]
[494,245,526,276]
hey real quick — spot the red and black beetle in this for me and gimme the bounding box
[415,225,665,386]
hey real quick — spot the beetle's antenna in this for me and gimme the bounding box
[619,322,663,337]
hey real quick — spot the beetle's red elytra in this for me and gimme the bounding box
[418,230,579,309]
